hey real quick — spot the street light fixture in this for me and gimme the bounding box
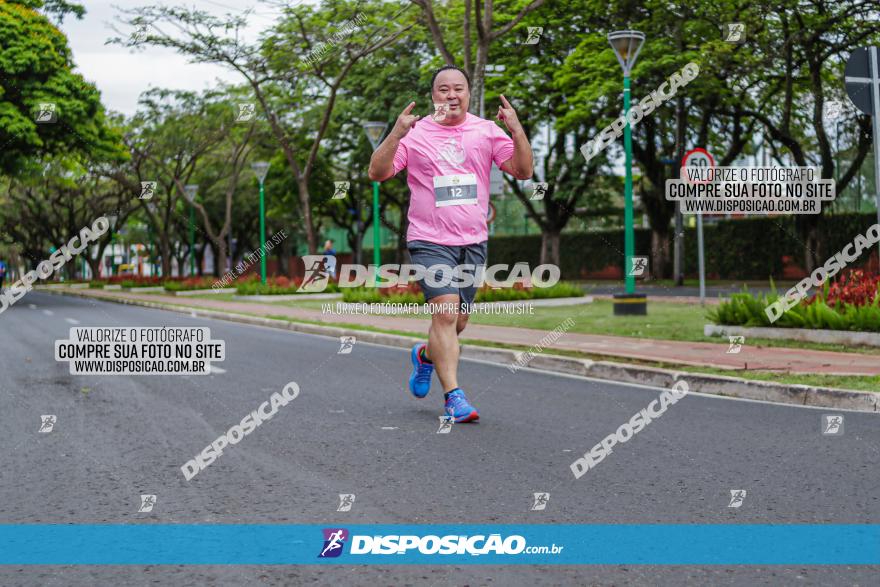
[251,162,270,285]
[363,122,387,286]
[184,184,198,277]
[608,29,647,315]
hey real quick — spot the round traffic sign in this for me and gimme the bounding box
[486,202,497,224]
[681,148,715,184]
[844,47,879,116]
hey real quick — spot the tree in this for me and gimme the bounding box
[411,0,546,116]
[113,89,229,276]
[732,0,880,270]
[110,0,415,254]
[0,0,120,175]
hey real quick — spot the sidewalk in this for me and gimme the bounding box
[64,289,880,377]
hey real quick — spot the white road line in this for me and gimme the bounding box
[42,309,54,316]
[381,426,398,430]
[28,304,37,309]
[209,366,226,374]
[64,318,80,325]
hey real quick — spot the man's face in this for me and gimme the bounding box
[431,70,470,124]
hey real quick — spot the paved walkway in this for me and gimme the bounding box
[64,289,880,376]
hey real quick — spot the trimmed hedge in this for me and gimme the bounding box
[341,282,584,304]
[491,213,879,280]
[359,213,879,281]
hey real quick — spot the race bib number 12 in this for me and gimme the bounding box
[433,173,478,207]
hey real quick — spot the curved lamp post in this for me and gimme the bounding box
[251,162,270,285]
[608,30,647,315]
[363,122,387,286]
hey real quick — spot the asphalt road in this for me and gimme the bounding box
[1,291,877,586]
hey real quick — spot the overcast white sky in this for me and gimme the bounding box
[58,1,296,116]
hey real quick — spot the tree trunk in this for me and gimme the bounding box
[195,244,206,277]
[275,235,288,277]
[212,239,226,277]
[797,215,822,272]
[86,257,101,281]
[175,251,187,278]
[296,179,318,254]
[650,224,672,279]
[540,229,561,267]
[160,237,172,278]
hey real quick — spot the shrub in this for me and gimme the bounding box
[163,277,217,292]
[235,275,339,295]
[707,271,880,331]
[340,281,583,304]
[812,269,880,307]
[88,280,104,289]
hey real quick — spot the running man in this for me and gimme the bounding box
[368,65,533,422]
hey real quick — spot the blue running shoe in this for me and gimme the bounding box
[408,343,433,398]
[444,389,479,423]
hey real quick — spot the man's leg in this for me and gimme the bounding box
[456,311,469,335]
[424,293,460,392]
[454,241,486,337]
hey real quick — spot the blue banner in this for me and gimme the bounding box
[0,524,877,565]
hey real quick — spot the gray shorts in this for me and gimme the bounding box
[407,240,488,308]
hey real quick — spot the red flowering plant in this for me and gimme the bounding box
[808,269,880,308]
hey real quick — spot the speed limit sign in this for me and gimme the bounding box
[682,148,715,184]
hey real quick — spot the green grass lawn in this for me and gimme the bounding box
[95,288,880,356]
[467,299,880,355]
[574,278,800,289]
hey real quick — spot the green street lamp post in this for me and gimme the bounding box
[251,162,270,285]
[608,30,648,315]
[363,122,388,287]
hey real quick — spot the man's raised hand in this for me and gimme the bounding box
[496,94,524,135]
[391,101,420,139]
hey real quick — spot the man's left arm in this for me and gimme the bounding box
[496,94,534,180]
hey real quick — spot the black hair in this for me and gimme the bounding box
[430,65,471,92]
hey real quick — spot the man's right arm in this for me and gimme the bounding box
[368,101,420,182]
[368,134,404,182]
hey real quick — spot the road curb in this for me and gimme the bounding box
[47,289,879,413]
[705,323,880,348]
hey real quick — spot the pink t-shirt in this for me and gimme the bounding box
[392,112,514,245]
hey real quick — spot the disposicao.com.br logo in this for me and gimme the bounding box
[318,529,563,558]
[297,257,561,293]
